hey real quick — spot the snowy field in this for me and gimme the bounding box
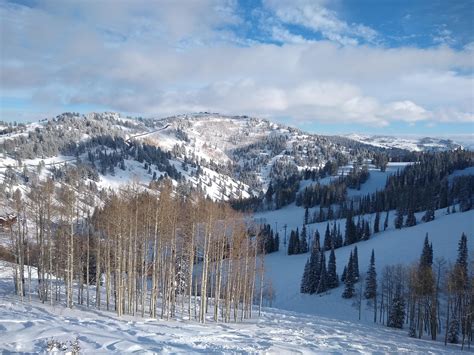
[0,266,466,354]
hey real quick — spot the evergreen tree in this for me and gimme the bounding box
[447,318,460,344]
[288,230,297,255]
[336,224,343,248]
[374,211,380,234]
[274,232,280,252]
[345,212,356,245]
[295,228,301,254]
[308,243,321,294]
[324,223,332,251]
[420,234,433,268]
[362,220,371,240]
[341,266,347,283]
[384,211,389,231]
[300,259,311,293]
[342,252,355,298]
[405,209,417,227]
[313,230,321,251]
[327,248,339,289]
[304,207,309,225]
[352,246,360,281]
[394,208,404,229]
[421,205,435,222]
[364,249,377,300]
[317,251,328,294]
[265,182,274,205]
[388,288,405,329]
[300,225,309,253]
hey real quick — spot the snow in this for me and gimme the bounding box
[0,263,466,354]
[345,134,462,152]
[298,162,412,197]
[347,162,411,198]
[448,166,474,182]
[262,209,474,321]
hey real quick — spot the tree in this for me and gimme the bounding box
[327,248,339,289]
[308,242,321,294]
[304,207,309,225]
[384,211,389,231]
[352,246,360,281]
[364,249,377,300]
[394,208,403,229]
[317,251,328,294]
[342,252,355,299]
[374,211,380,234]
[300,225,309,253]
[323,223,332,251]
[388,288,406,329]
[422,205,435,223]
[405,209,416,227]
[300,259,311,294]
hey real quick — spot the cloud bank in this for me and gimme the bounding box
[0,0,472,128]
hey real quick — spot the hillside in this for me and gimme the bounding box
[345,134,465,152]
[0,112,473,353]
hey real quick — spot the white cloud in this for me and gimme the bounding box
[0,1,472,128]
[263,0,378,46]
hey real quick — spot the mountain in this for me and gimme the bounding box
[1,112,473,353]
[345,133,464,152]
[0,112,388,201]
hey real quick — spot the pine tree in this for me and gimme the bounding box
[374,211,380,234]
[405,209,416,227]
[288,230,297,255]
[388,289,405,329]
[300,225,309,253]
[364,249,377,300]
[317,251,328,294]
[447,318,460,344]
[345,212,356,245]
[394,208,404,229]
[336,224,343,249]
[300,259,311,293]
[420,234,433,268]
[384,211,389,231]
[422,205,435,222]
[295,228,301,254]
[327,248,339,289]
[304,207,309,225]
[352,246,359,281]
[324,223,332,251]
[362,220,371,240]
[274,233,280,252]
[341,266,347,283]
[308,243,321,294]
[342,252,355,299]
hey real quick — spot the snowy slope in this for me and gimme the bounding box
[260,208,473,320]
[0,263,465,354]
[345,134,463,152]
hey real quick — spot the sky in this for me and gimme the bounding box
[0,0,473,136]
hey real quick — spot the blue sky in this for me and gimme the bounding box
[0,0,473,137]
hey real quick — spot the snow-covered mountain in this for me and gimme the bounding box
[1,112,473,353]
[345,133,465,152]
[0,112,381,200]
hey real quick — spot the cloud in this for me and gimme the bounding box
[0,1,472,129]
[263,0,378,46]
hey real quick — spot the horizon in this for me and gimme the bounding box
[1,0,473,136]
